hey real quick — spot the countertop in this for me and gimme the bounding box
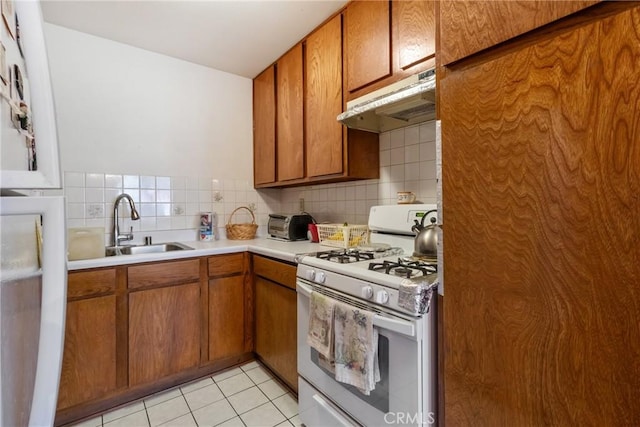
[67,237,323,271]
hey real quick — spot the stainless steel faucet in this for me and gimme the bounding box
[112,193,140,247]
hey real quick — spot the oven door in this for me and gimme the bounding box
[297,279,435,427]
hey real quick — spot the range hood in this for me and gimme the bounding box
[337,69,436,133]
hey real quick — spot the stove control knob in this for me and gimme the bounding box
[361,286,374,299]
[375,290,389,304]
[316,272,326,284]
[305,270,316,281]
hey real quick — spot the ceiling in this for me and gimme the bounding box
[41,0,349,79]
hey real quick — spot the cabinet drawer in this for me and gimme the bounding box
[128,259,200,290]
[208,253,245,277]
[68,268,116,299]
[253,255,296,290]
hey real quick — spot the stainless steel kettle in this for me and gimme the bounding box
[411,209,438,258]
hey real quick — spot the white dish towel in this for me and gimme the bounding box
[333,301,380,395]
[307,291,335,358]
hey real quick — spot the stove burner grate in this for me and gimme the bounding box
[316,249,375,264]
[368,258,437,278]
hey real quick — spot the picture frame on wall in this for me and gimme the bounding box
[1,0,15,39]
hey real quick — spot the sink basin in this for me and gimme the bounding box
[105,242,194,256]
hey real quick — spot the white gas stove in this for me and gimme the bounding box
[296,204,439,427]
[296,204,438,316]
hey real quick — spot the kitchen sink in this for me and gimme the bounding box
[105,242,194,256]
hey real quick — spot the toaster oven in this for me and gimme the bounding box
[268,214,314,241]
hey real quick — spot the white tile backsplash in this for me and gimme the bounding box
[62,122,436,240]
[85,173,105,188]
[281,122,437,222]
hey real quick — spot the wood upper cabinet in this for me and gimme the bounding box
[208,253,252,363]
[305,14,343,178]
[344,0,391,94]
[440,3,640,425]
[253,66,276,186]
[58,269,117,410]
[128,260,201,387]
[253,255,298,392]
[394,0,435,71]
[344,0,436,101]
[253,14,379,188]
[439,0,600,65]
[276,43,304,182]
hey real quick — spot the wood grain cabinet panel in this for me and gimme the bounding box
[128,259,199,290]
[394,0,435,71]
[208,275,246,361]
[128,283,200,386]
[253,255,296,290]
[67,268,115,299]
[253,66,276,186]
[440,4,640,425]
[305,14,344,178]
[255,276,298,392]
[57,295,117,409]
[276,44,304,182]
[253,255,298,391]
[344,0,391,93]
[439,0,600,65]
[208,253,244,277]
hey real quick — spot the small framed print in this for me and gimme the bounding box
[0,41,7,85]
[1,0,15,39]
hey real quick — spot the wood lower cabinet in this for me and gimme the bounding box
[128,283,201,386]
[208,252,253,363]
[57,269,117,410]
[253,255,297,392]
[57,254,252,426]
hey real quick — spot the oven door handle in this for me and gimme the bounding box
[297,280,416,338]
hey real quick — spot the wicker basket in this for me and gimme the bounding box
[316,224,370,248]
[226,206,258,240]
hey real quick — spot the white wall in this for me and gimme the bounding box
[44,23,253,178]
[42,23,436,241]
[43,24,281,243]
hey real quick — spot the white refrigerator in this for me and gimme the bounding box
[0,1,67,426]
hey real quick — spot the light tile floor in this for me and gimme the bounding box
[70,361,300,427]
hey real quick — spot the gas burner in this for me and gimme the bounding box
[316,249,375,264]
[368,258,437,278]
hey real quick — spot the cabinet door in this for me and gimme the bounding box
[255,277,297,391]
[277,44,304,182]
[208,275,246,362]
[344,0,391,94]
[439,0,600,65]
[253,66,276,186]
[305,15,344,178]
[129,283,200,386]
[441,5,640,425]
[57,295,117,409]
[393,0,435,71]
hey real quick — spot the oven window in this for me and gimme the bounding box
[310,335,389,413]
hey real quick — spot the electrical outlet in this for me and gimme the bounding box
[299,198,305,212]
